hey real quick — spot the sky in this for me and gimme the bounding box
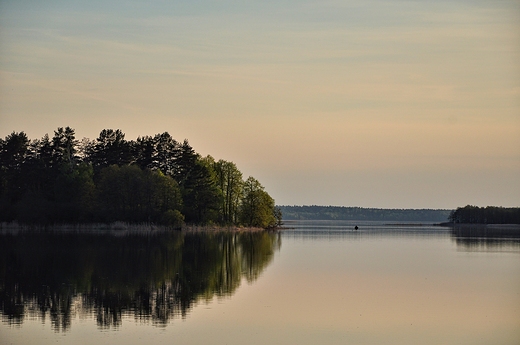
[1,0,519,209]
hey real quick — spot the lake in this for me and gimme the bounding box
[1,221,519,344]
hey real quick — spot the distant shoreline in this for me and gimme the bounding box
[278,205,451,222]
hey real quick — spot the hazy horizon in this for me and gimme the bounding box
[1,0,519,209]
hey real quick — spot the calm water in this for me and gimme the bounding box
[1,221,519,345]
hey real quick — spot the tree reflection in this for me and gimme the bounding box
[0,230,280,331]
[449,225,520,252]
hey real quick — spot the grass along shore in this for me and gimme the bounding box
[0,221,274,234]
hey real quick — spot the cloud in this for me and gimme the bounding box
[1,0,519,207]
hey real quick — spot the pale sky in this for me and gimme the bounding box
[1,0,519,209]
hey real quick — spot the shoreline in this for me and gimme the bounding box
[0,221,281,235]
[437,222,520,229]
[181,224,270,233]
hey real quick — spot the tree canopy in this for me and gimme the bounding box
[0,128,280,228]
[448,205,520,224]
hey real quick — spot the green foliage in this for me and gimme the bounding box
[240,177,279,228]
[97,165,183,223]
[181,159,222,224]
[161,209,184,227]
[213,159,243,224]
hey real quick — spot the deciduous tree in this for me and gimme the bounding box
[240,177,277,228]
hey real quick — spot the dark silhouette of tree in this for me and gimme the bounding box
[96,165,182,223]
[181,159,221,224]
[174,139,198,184]
[153,132,180,176]
[0,131,30,221]
[88,129,132,174]
[50,127,78,171]
[134,135,156,170]
[0,127,280,227]
[448,205,520,224]
[0,131,29,172]
[133,132,181,176]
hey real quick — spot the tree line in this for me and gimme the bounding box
[448,205,520,224]
[279,205,451,222]
[0,128,281,228]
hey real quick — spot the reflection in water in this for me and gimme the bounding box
[0,230,280,332]
[283,228,450,241]
[282,220,452,241]
[284,220,520,253]
[449,225,520,253]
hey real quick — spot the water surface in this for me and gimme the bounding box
[1,222,519,344]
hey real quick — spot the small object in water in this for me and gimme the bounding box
[354,226,358,230]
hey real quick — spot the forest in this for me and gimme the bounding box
[0,128,281,228]
[448,205,520,224]
[279,205,451,222]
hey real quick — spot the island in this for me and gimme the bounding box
[0,128,282,230]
